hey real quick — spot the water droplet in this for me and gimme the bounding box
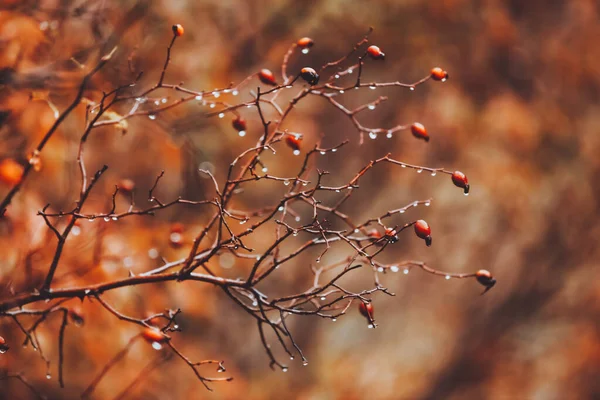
[293,232,298,236]
[368,104,375,110]
[112,216,118,221]
[252,301,258,306]
[72,226,81,236]
[334,74,340,79]
[293,150,300,156]
[403,269,409,274]
[320,151,326,155]
[278,206,284,212]
[232,90,239,96]
[282,368,288,372]
[0,348,7,354]
[154,100,160,106]
[173,325,179,329]
[218,112,225,118]
[246,104,252,108]
[295,216,301,222]
[152,342,163,350]
[369,132,377,140]
[302,182,308,186]
[369,85,376,90]
[354,228,360,233]
[290,356,295,360]
[286,85,293,89]
[367,324,374,329]
[238,130,246,137]
[262,167,268,173]
[417,169,423,173]
[209,103,216,108]
[410,87,415,91]
[195,95,203,101]
[331,148,337,152]
[332,318,337,322]
[386,132,393,138]
[348,69,353,74]
[431,171,437,176]
[441,77,447,82]
[103,217,110,222]
[239,219,247,225]
[390,265,399,273]
[400,209,405,213]
[88,218,94,222]
[301,48,309,54]
[335,189,341,193]
[213,91,221,98]
[148,248,159,259]
[445,275,451,280]
[85,289,91,294]
[148,114,156,120]
[46,373,51,380]
[464,192,469,196]
[283,180,290,186]
[303,361,308,366]
[377,267,384,272]
[401,164,407,168]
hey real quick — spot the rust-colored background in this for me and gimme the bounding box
[1,0,599,399]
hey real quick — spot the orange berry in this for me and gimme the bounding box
[367,45,385,60]
[451,171,469,194]
[258,69,277,86]
[142,328,169,343]
[172,24,184,37]
[430,67,448,81]
[0,158,24,186]
[300,67,319,85]
[285,135,302,152]
[414,220,432,247]
[297,37,314,48]
[410,123,429,142]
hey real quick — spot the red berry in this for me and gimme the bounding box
[0,335,8,353]
[142,328,169,343]
[172,24,184,37]
[358,301,374,321]
[300,67,319,86]
[258,69,277,86]
[285,135,302,152]
[414,220,432,247]
[0,158,24,186]
[297,37,314,48]
[430,67,448,81]
[475,269,496,292]
[232,117,247,132]
[410,123,429,142]
[367,45,385,60]
[367,229,382,240]
[451,171,469,194]
[384,227,398,244]
[118,178,135,192]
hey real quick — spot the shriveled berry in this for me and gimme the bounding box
[367,45,385,60]
[300,67,319,86]
[297,37,314,48]
[258,69,277,86]
[451,171,469,194]
[414,220,432,247]
[410,123,429,142]
[172,24,184,37]
[430,67,449,81]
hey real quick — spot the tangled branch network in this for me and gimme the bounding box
[0,24,496,395]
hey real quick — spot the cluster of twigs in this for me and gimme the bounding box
[0,25,495,397]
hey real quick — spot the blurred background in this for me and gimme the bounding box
[1,0,599,399]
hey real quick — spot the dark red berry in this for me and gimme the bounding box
[232,117,247,132]
[258,69,277,86]
[297,37,314,48]
[285,135,302,152]
[451,171,469,194]
[358,301,374,322]
[300,67,319,86]
[414,220,432,247]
